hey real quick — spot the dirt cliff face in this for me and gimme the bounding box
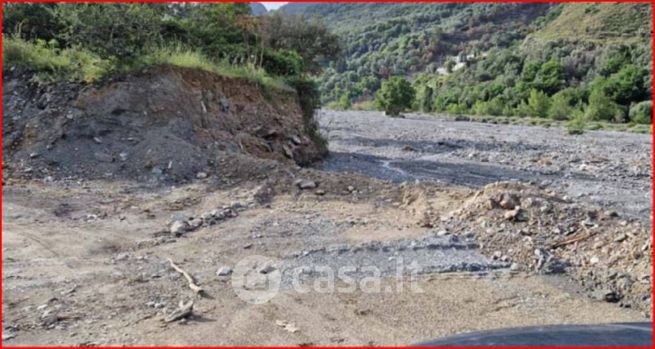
[2,65,325,183]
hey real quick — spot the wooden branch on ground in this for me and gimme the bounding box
[167,258,203,294]
[550,224,596,249]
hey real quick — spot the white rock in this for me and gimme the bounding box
[169,220,189,236]
[296,180,317,189]
[216,267,232,276]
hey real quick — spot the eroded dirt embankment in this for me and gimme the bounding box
[2,65,325,183]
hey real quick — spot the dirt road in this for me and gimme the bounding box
[2,111,651,346]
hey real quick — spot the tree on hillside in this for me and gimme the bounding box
[375,76,415,116]
[54,3,166,60]
[534,59,565,95]
[3,3,62,41]
[527,89,551,118]
[260,13,340,74]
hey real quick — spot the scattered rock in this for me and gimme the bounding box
[196,172,208,179]
[504,206,527,222]
[93,152,114,163]
[259,263,277,274]
[275,320,299,333]
[216,267,232,277]
[613,234,627,243]
[498,193,519,210]
[164,300,194,323]
[295,179,317,190]
[169,220,189,236]
[593,289,621,303]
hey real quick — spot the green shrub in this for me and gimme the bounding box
[262,49,304,77]
[337,93,352,110]
[548,91,573,120]
[534,59,565,95]
[603,65,647,105]
[513,101,532,117]
[472,98,503,116]
[416,85,434,112]
[584,87,620,121]
[528,89,551,118]
[288,77,327,155]
[375,76,415,116]
[3,3,62,41]
[446,103,468,114]
[2,35,111,82]
[566,110,587,135]
[54,3,165,60]
[628,101,652,124]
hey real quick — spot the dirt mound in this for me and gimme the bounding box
[446,181,652,315]
[2,65,325,183]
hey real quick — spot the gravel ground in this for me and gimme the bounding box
[317,110,652,222]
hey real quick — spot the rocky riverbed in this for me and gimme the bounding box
[318,110,652,222]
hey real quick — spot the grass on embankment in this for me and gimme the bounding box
[2,36,111,82]
[2,36,291,91]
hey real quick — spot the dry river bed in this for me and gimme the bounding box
[2,111,651,345]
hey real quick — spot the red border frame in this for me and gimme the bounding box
[0,1,652,348]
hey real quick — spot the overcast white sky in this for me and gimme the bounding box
[260,2,288,11]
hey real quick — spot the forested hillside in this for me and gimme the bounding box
[280,2,652,125]
[2,2,338,89]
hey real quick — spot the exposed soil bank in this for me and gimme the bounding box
[2,66,325,183]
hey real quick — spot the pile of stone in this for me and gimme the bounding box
[445,181,651,316]
[167,207,238,237]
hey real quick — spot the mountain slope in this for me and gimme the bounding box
[279,3,554,102]
[250,3,268,16]
[281,2,652,125]
[531,3,651,44]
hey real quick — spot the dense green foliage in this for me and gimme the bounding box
[375,77,415,116]
[281,2,652,125]
[2,2,339,89]
[629,101,653,125]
